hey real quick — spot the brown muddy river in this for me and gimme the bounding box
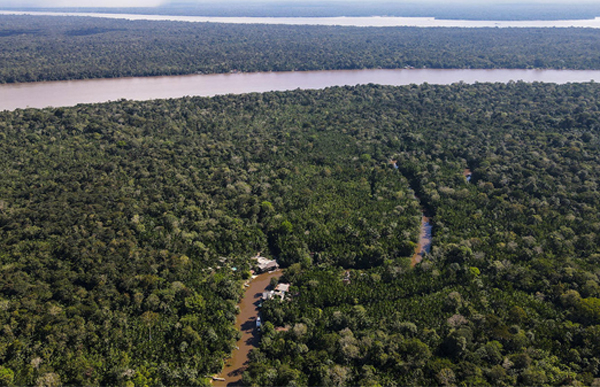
[214,270,282,386]
[2,69,600,111]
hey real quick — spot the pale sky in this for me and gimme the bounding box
[0,0,164,6]
[0,0,598,7]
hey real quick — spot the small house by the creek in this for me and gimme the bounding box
[262,283,291,301]
[252,254,279,273]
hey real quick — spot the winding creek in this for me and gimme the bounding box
[410,169,473,266]
[214,270,282,386]
[411,215,433,267]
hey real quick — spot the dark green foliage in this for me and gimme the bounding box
[3,16,600,83]
[0,86,420,385]
[3,82,600,385]
[243,82,600,386]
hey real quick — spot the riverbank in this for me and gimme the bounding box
[214,270,283,386]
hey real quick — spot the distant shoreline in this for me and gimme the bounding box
[2,10,600,28]
[4,2,600,21]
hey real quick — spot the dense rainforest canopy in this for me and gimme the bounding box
[2,15,600,84]
[2,83,600,385]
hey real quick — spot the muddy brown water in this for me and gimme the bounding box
[213,270,283,387]
[411,215,432,267]
[3,69,600,111]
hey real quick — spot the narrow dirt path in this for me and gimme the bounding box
[213,270,283,386]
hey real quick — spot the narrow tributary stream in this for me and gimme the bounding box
[215,167,471,382]
[411,214,433,267]
[213,270,283,386]
[410,168,472,266]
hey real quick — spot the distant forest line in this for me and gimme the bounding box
[13,1,600,20]
[2,16,600,84]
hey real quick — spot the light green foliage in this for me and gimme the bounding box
[243,83,600,386]
[3,16,600,83]
[0,367,14,386]
[2,83,600,385]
